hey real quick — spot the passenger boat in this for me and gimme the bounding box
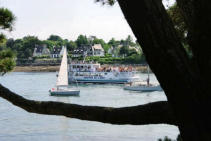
[68,62,139,84]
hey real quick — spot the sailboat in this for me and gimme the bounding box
[49,47,80,96]
[123,65,162,92]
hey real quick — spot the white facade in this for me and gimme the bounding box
[33,45,50,57]
[92,44,104,56]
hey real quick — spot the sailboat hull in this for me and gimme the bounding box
[49,89,80,96]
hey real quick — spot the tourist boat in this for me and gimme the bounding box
[49,47,80,96]
[68,62,139,84]
[123,66,163,92]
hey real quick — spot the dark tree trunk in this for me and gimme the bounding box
[118,0,211,140]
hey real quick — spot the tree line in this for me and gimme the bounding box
[0,34,141,58]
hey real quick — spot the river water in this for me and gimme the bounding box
[0,72,179,141]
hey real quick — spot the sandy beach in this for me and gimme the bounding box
[13,66,60,72]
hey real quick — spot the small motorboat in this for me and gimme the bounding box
[124,65,163,92]
[124,84,162,92]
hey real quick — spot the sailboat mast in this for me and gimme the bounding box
[147,65,150,86]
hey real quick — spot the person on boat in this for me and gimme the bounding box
[129,81,132,86]
[147,77,150,86]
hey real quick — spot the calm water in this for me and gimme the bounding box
[0,72,179,141]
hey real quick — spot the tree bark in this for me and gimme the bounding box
[118,0,211,140]
[177,0,211,88]
[0,84,177,125]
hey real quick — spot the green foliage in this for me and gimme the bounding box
[167,3,187,43]
[0,8,15,31]
[22,36,41,58]
[83,53,144,64]
[125,35,136,46]
[0,7,16,75]
[32,55,50,59]
[47,35,63,42]
[128,48,138,56]
[6,38,14,49]
[0,7,15,43]
[0,50,16,75]
[119,45,129,56]
[0,34,6,43]
[76,35,89,47]
[167,4,193,56]
[124,54,145,64]
[4,33,141,64]
[5,36,41,59]
[42,40,56,51]
[47,34,66,47]
[68,41,77,51]
[108,37,119,47]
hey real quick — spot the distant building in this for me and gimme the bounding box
[33,44,50,57]
[71,44,105,57]
[88,35,96,42]
[51,46,65,58]
[92,44,104,56]
[72,45,92,57]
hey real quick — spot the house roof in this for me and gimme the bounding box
[92,44,104,50]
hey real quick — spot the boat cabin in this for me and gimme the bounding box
[69,62,101,72]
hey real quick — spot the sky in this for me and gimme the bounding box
[0,0,175,42]
[0,0,136,42]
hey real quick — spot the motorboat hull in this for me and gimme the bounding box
[69,78,132,84]
[124,85,162,92]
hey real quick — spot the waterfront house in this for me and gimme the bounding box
[51,46,64,58]
[92,44,104,56]
[72,45,93,57]
[71,44,105,57]
[33,44,50,57]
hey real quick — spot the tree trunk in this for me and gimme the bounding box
[118,0,211,140]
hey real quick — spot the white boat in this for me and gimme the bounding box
[49,47,80,96]
[123,66,163,92]
[124,84,162,92]
[68,62,139,84]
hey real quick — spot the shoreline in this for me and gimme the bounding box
[13,66,60,72]
[13,65,148,72]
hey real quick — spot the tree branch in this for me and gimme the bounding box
[0,84,177,125]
